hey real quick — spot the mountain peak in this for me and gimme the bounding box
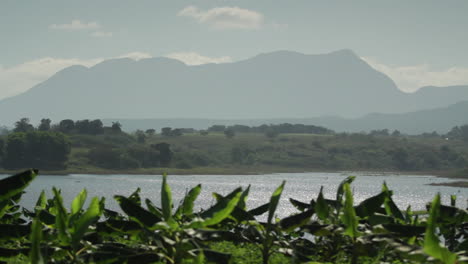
[328,49,358,57]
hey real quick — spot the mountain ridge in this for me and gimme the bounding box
[1,49,467,129]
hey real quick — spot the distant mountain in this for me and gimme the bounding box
[305,100,468,134]
[1,49,467,126]
[104,101,468,134]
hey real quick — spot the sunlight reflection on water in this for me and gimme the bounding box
[2,172,467,218]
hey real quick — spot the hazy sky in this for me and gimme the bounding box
[1,0,468,99]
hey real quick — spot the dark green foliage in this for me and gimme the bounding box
[152,142,173,167]
[37,118,51,131]
[161,127,183,137]
[75,119,104,134]
[3,132,70,170]
[58,119,75,133]
[111,121,122,132]
[0,170,467,263]
[13,118,34,133]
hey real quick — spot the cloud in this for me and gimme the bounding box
[165,52,232,65]
[91,31,113,37]
[116,52,152,61]
[362,57,468,93]
[178,6,264,30]
[49,20,100,30]
[0,52,152,100]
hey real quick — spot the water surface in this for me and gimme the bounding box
[2,172,466,218]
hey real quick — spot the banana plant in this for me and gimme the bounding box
[112,173,242,263]
[49,187,104,260]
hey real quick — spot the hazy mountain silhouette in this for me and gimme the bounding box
[1,50,467,128]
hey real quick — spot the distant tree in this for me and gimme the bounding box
[391,130,401,137]
[135,130,146,143]
[127,145,159,167]
[391,147,410,170]
[224,129,235,139]
[3,133,26,169]
[111,122,122,132]
[161,127,172,137]
[460,125,468,142]
[38,118,51,131]
[208,125,226,132]
[145,129,156,136]
[171,128,183,137]
[75,119,90,133]
[13,118,34,133]
[152,143,173,167]
[58,119,75,133]
[370,129,389,136]
[3,131,71,170]
[199,130,209,136]
[74,119,104,134]
[87,147,121,169]
[89,119,104,134]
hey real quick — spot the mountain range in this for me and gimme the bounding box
[1,49,467,132]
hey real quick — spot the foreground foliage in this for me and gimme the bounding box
[0,170,467,263]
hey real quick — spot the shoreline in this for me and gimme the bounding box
[0,166,460,177]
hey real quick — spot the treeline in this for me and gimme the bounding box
[207,123,333,135]
[0,118,174,171]
[0,131,70,170]
[12,117,122,135]
[1,117,468,172]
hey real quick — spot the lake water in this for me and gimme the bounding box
[2,172,467,218]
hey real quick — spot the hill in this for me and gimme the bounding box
[1,50,467,127]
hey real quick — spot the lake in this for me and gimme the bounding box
[2,172,467,218]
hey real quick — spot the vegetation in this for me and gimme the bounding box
[0,169,467,263]
[0,118,468,175]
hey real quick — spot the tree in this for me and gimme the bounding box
[38,118,51,131]
[111,122,122,133]
[58,119,75,133]
[87,147,122,169]
[146,129,156,136]
[89,119,104,134]
[208,125,226,132]
[3,132,27,169]
[391,130,401,137]
[161,127,172,137]
[14,118,34,133]
[75,119,90,133]
[170,128,183,137]
[3,131,71,170]
[152,143,173,167]
[199,130,209,136]
[135,130,146,143]
[224,129,235,139]
[460,125,468,142]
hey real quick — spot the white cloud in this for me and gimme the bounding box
[49,20,100,30]
[362,57,468,93]
[91,31,113,37]
[0,52,152,100]
[116,52,152,61]
[178,6,264,30]
[166,52,232,65]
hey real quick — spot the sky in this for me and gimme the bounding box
[1,0,468,99]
